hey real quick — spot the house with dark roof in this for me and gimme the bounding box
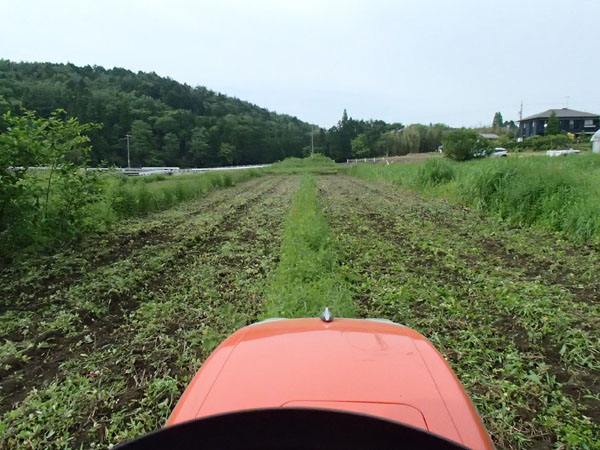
[519,108,599,138]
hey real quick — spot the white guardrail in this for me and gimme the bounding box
[122,165,271,176]
[12,164,271,176]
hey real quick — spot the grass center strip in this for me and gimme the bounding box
[261,175,357,319]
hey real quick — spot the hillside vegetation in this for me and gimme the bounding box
[0,60,312,167]
[0,61,456,166]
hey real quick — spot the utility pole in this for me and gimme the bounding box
[125,133,131,168]
[311,126,314,156]
[516,101,523,140]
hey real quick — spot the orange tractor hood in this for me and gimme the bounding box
[167,318,493,450]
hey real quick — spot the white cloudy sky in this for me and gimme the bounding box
[2,0,599,127]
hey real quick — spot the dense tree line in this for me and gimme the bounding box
[317,109,449,161]
[0,60,312,167]
[0,60,451,166]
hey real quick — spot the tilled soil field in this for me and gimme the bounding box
[1,172,598,449]
[318,174,599,449]
[0,174,298,448]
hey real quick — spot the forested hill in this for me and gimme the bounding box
[0,60,313,167]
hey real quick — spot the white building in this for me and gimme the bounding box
[592,130,600,154]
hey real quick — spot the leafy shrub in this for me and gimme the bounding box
[0,110,102,255]
[516,134,572,152]
[442,129,486,161]
[416,158,456,187]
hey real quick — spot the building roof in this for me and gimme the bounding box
[521,108,599,121]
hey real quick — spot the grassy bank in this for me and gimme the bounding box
[350,153,600,243]
[261,174,357,319]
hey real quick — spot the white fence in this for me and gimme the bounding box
[346,157,390,164]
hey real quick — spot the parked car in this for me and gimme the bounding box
[490,147,508,157]
[474,147,508,158]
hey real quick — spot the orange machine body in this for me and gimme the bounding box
[167,318,493,450]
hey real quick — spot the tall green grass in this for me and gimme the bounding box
[350,154,600,243]
[108,170,260,218]
[261,175,358,319]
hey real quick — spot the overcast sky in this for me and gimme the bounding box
[2,0,599,128]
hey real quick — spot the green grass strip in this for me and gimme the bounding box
[261,175,358,319]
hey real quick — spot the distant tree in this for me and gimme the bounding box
[546,111,560,135]
[327,109,355,161]
[379,130,403,156]
[351,134,370,158]
[130,120,154,166]
[503,120,517,133]
[153,115,179,135]
[400,125,421,154]
[188,127,211,167]
[219,142,235,165]
[423,123,449,152]
[492,112,504,130]
[0,96,10,117]
[442,128,482,161]
[162,132,180,162]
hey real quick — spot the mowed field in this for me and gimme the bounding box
[1,168,599,449]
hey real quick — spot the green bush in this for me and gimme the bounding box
[442,129,487,161]
[516,134,573,152]
[0,110,102,255]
